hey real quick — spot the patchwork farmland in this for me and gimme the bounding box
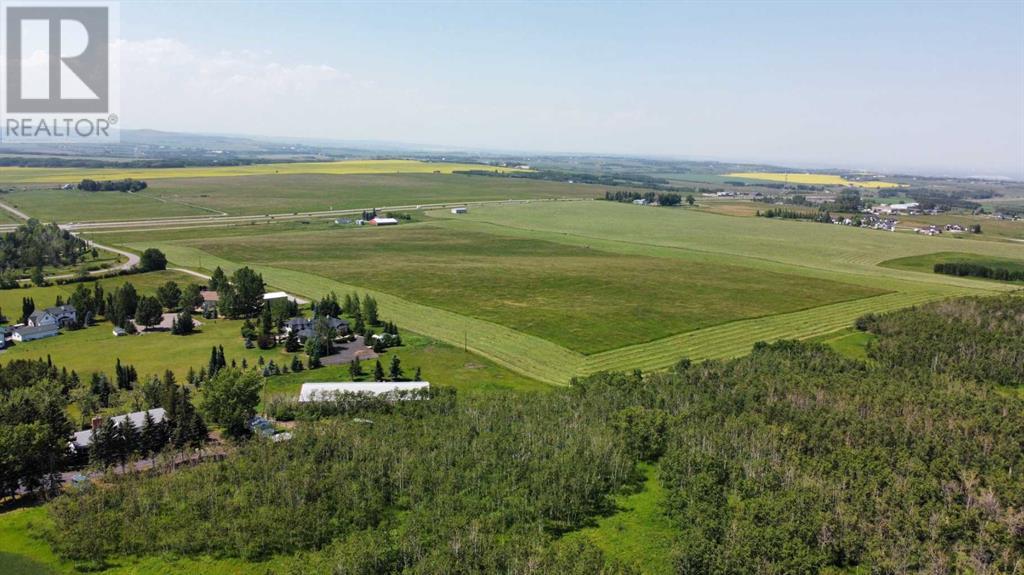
[78,198,1018,385]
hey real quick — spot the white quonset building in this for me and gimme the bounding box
[299,382,430,402]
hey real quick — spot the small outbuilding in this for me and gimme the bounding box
[451,207,468,214]
[370,217,399,226]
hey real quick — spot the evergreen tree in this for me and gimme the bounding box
[20,297,35,324]
[413,367,422,381]
[290,355,304,372]
[284,330,301,352]
[120,416,140,460]
[140,410,161,456]
[373,360,385,382]
[134,295,163,330]
[389,355,403,381]
[349,358,363,379]
[209,266,228,293]
[173,308,194,335]
[208,346,221,377]
[362,295,380,326]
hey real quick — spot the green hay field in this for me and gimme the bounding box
[880,251,1024,279]
[0,173,601,222]
[165,224,883,354]
[88,201,1015,384]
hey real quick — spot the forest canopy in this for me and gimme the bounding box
[45,295,1024,573]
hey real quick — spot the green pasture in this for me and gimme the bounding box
[162,224,882,355]
[0,173,602,222]
[880,251,1024,280]
[0,189,210,222]
[88,201,1014,383]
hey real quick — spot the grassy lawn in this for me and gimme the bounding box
[816,328,876,361]
[565,464,675,574]
[0,270,202,324]
[880,251,1024,282]
[0,315,269,384]
[262,332,550,404]
[166,224,884,355]
[0,159,526,185]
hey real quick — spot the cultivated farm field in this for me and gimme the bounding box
[0,159,524,184]
[726,171,903,188]
[0,172,601,222]
[89,200,1018,384]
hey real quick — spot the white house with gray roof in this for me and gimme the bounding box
[69,408,166,453]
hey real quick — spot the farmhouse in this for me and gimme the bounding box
[69,408,166,454]
[299,381,430,402]
[12,323,59,342]
[451,207,468,214]
[27,305,77,328]
[370,217,399,226]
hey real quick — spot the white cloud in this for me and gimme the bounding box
[117,38,361,135]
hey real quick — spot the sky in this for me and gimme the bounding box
[112,1,1023,178]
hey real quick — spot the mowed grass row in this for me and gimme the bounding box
[582,289,964,373]
[0,159,526,184]
[168,223,884,354]
[135,243,585,385]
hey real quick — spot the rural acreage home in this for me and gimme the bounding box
[68,408,167,454]
[27,304,78,328]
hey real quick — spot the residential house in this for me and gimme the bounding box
[283,316,350,342]
[27,305,77,328]
[299,382,430,402]
[69,408,166,454]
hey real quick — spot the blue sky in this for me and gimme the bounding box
[118,1,1023,177]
